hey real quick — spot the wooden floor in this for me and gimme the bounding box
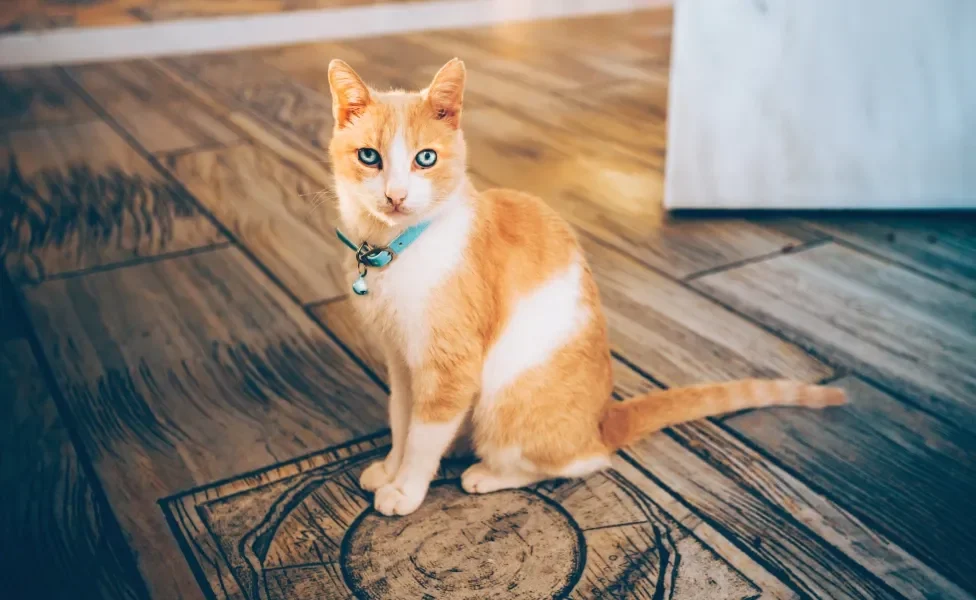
[1,0,418,33]
[2,7,976,600]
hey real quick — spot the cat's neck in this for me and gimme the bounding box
[337,178,476,247]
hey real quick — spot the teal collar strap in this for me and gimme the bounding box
[336,220,431,295]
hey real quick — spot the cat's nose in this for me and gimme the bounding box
[385,188,407,208]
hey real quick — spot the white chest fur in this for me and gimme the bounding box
[349,199,474,367]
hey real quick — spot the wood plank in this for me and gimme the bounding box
[20,246,387,599]
[0,271,24,340]
[581,235,832,386]
[166,53,335,157]
[616,360,968,599]
[162,143,349,304]
[608,457,797,600]
[625,430,900,598]
[461,105,821,279]
[67,61,241,155]
[309,297,386,381]
[0,67,94,129]
[164,428,780,599]
[803,214,976,293]
[693,243,976,425]
[0,120,225,282]
[0,338,148,600]
[726,376,976,596]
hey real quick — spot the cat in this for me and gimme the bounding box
[327,58,846,516]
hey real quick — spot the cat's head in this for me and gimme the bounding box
[328,58,467,228]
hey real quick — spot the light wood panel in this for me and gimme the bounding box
[803,214,976,293]
[0,0,423,32]
[163,143,349,304]
[726,376,976,596]
[462,105,823,278]
[693,243,976,426]
[0,338,148,600]
[581,235,832,386]
[0,67,94,129]
[68,61,241,155]
[167,53,335,157]
[0,120,224,282]
[20,246,386,599]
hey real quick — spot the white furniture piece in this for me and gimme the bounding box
[664,0,976,209]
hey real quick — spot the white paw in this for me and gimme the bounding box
[461,463,506,494]
[359,460,394,492]
[374,483,426,516]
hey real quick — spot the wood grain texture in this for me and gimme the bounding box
[20,246,386,599]
[0,0,422,32]
[0,67,94,129]
[581,235,833,387]
[67,61,241,155]
[693,242,976,426]
[462,105,821,279]
[803,214,976,293]
[310,297,386,381]
[0,120,225,282]
[626,427,902,599]
[167,53,335,158]
[164,431,774,599]
[191,35,823,281]
[163,144,349,304]
[615,359,968,599]
[726,376,976,596]
[0,338,148,600]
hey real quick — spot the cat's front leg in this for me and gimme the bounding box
[373,367,476,516]
[360,354,411,492]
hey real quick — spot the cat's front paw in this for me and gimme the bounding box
[374,483,426,516]
[359,460,394,492]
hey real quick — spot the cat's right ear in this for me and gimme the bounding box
[328,59,371,128]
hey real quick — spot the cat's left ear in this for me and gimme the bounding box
[426,58,466,128]
[329,59,372,128]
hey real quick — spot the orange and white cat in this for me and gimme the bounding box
[327,58,845,517]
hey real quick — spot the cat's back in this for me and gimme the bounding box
[473,187,582,282]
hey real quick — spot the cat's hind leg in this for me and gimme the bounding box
[461,461,545,494]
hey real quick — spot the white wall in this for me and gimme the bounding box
[665,0,976,209]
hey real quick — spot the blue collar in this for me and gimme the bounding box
[336,220,431,295]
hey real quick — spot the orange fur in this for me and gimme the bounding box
[328,59,847,515]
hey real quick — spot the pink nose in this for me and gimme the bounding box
[385,188,407,208]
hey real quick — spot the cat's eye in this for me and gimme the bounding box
[357,148,381,167]
[415,149,438,168]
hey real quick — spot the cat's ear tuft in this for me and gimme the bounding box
[426,58,466,128]
[328,59,371,128]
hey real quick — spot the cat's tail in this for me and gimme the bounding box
[600,379,846,452]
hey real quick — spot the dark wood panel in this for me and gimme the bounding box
[20,246,386,599]
[163,144,348,304]
[615,359,967,599]
[626,428,900,599]
[310,297,386,381]
[0,67,94,129]
[0,338,148,600]
[726,376,976,595]
[693,243,976,426]
[67,61,241,155]
[0,120,225,282]
[581,235,832,387]
[803,214,976,293]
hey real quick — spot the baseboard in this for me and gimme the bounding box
[0,0,672,68]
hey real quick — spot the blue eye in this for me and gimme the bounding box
[415,149,437,168]
[358,148,381,167]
